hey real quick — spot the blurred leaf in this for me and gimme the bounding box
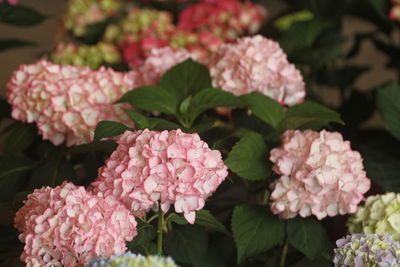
[118,86,178,115]
[128,220,156,247]
[232,205,285,263]
[0,38,35,52]
[240,92,285,128]
[287,217,331,259]
[368,0,390,20]
[164,225,208,265]
[28,156,76,189]
[376,82,400,140]
[67,140,118,154]
[0,156,34,202]
[225,131,270,181]
[0,4,46,26]
[317,65,369,88]
[356,132,400,192]
[124,110,180,130]
[340,90,375,126]
[159,59,212,102]
[93,121,130,141]
[372,38,400,68]
[3,123,36,154]
[346,33,375,59]
[0,98,11,119]
[195,210,230,236]
[278,101,344,131]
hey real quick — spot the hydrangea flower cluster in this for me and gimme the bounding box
[14,182,137,267]
[87,252,178,267]
[178,0,267,41]
[51,42,121,69]
[333,234,400,267]
[209,35,305,106]
[91,129,228,223]
[64,0,121,37]
[140,46,195,85]
[347,193,400,241]
[269,130,371,220]
[6,60,140,146]
[390,0,400,21]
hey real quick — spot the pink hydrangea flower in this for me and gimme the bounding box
[140,46,196,85]
[14,182,137,267]
[209,35,305,106]
[91,129,228,223]
[269,130,371,220]
[6,60,141,146]
[178,0,267,41]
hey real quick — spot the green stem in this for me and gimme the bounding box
[279,243,289,267]
[156,209,164,255]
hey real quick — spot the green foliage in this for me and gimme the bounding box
[376,82,400,140]
[124,110,180,131]
[3,122,36,154]
[232,205,285,263]
[278,101,344,131]
[287,217,331,259]
[0,38,35,52]
[93,121,131,141]
[225,131,270,181]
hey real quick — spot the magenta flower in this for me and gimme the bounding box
[14,182,137,267]
[269,130,371,220]
[91,129,228,223]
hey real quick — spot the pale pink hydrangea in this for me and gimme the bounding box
[269,130,371,220]
[14,182,137,267]
[140,46,196,85]
[6,60,142,146]
[91,129,228,223]
[209,35,305,106]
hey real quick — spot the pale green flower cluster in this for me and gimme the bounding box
[86,252,178,267]
[51,42,121,69]
[347,193,400,241]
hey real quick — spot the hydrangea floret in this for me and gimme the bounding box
[269,129,371,219]
[91,129,228,223]
[6,60,141,146]
[348,192,400,241]
[209,35,305,106]
[14,182,138,267]
[86,252,178,267]
[333,234,400,267]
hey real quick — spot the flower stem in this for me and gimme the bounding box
[279,243,289,267]
[156,209,164,255]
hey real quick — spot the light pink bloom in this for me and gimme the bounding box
[14,182,137,267]
[0,0,18,4]
[269,130,371,220]
[6,60,142,146]
[140,46,197,85]
[209,35,305,106]
[91,129,228,223]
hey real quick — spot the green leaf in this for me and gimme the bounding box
[179,95,192,114]
[0,156,35,202]
[93,121,130,141]
[278,101,344,131]
[232,205,285,263]
[118,86,178,115]
[164,225,208,265]
[129,220,156,247]
[0,4,46,27]
[3,122,36,154]
[0,38,35,52]
[187,87,242,121]
[287,217,331,259]
[240,92,285,128]
[0,98,11,120]
[195,210,230,236]
[169,213,189,225]
[225,131,270,181]
[376,82,400,140]
[159,59,212,101]
[67,140,118,154]
[28,156,76,189]
[124,110,180,131]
